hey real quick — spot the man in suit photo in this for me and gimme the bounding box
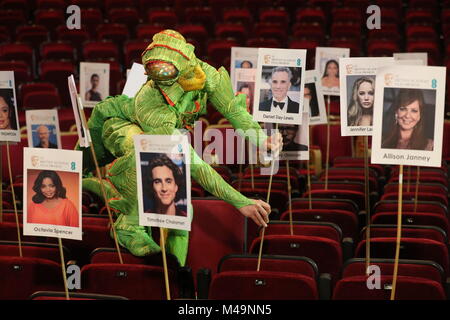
[259,66,300,114]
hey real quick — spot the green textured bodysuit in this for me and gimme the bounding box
[81,31,268,266]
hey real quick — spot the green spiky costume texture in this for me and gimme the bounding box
[81,30,267,266]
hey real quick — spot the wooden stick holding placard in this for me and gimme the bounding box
[307,125,313,210]
[307,158,312,210]
[58,237,70,300]
[363,136,371,273]
[413,166,420,213]
[250,163,255,190]
[6,142,21,257]
[159,228,171,300]
[77,97,123,264]
[406,166,411,193]
[256,123,278,272]
[390,165,404,300]
[286,160,293,236]
[238,136,245,192]
[324,95,331,190]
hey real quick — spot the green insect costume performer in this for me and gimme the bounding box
[82,30,279,266]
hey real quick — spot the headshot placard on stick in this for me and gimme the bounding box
[0,71,20,142]
[235,68,256,114]
[304,70,327,125]
[253,48,306,125]
[393,52,428,66]
[135,134,191,231]
[230,47,258,92]
[122,62,147,98]
[339,57,395,136]
[26,109,61,149]
[80,62,110,108]
[23,147,83,240]
[264,111,310,161]
[68,75,89,148]
[314,47,350,96]
[371,65,446,167]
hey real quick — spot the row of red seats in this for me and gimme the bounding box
[1,3,444,31]
[1,195,448,299]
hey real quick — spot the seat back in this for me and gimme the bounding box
[30,290,128,300]
[209,270,318,300]
[81,263,178,299]
[355,237,449,276]
[371,211,449,235]
[188,199,245,286]
[333,275,445,300]
[264,220,342,243]
[0,241,70,263]
[250,234,342,282]
[218,253,318,279]
[280,209,357,239]
[0,256,63,299]
[361,224,447,243]
[342,258,445,283]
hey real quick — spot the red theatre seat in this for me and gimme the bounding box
[39,60,76,107]
[83,41,119,61]
[250,234,343,283]
[355,237,449,276]
[280,208,357,239]
[36,0,66,10]
[333,275,445,300]
[23,91,61,109]
[264,221,342,243]
[16,25,49,49]
[371,211,449,236]
[0,43,34,67]
[104,0,134,11]
[35,9,65,31]
[311,124,353,165]
[147,10,178,29]
[188,199,245,286]
[218,254,319,279]
[362,224,447,244]
[209,270,319,300]
[81,263,178,299]
[290,198,359,215]
[0,256,64,300]
[0,241,70,264]
[108,7,140,29]
[30,291,128,300]
[96,23,130,45]
[41,42,75,61]
[0,10,27,32]
[342,258,445,283]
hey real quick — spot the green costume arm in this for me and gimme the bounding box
[83,94,135,170]
[200,60,268,147]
